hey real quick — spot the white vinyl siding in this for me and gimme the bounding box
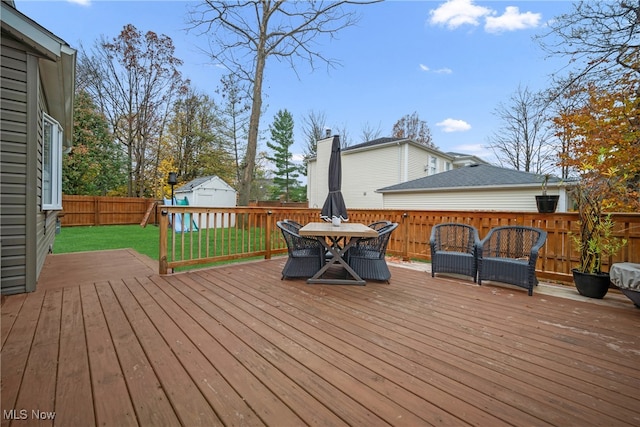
[342,144,400,209]
[382,188,564,211]
[306,139,478,209]
[407,145,428,180]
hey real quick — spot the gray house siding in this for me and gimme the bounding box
[36,78,55,284]
[1,40,30,294]
[0,35,53,294]
[1,2,76,294]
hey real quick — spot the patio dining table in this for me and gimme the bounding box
[299,222,378,285]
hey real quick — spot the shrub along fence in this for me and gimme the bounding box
[158,205,640,284]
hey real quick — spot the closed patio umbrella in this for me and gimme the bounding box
[320,135,348,223]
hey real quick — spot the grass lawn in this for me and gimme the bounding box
[54,225,161,260]
[53,225,278,269]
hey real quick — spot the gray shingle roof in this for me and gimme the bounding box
[176,176,219,192]
[343,137,407,152]
[377,164,564,192]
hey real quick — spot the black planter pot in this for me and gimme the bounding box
[535,195,560,213]
[572,269,610,299]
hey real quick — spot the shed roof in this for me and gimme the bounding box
[377,164,567,193]
[175,175,235,193]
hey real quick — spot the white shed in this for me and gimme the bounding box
[174,175,237,228]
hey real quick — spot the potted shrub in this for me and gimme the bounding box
[571,183,627,298]
[535,174,560,213]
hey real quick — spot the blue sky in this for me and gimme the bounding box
[15,0,574,163]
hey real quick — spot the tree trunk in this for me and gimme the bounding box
[238,50,266,207]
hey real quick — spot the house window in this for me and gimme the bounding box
[429,156,437,175]
[42,114,63,210]
[445,161,452,171]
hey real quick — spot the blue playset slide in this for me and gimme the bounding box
[164,197,199,232]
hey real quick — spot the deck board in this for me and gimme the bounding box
[2,251,639,427]
[81,283,139,427]
[55,286,94,427]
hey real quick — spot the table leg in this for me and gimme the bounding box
[307,237,366,285]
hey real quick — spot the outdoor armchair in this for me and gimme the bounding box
[368,220,392,231]
[477,225,547,296]
[430,223,480,282]
[277,220,325,279]
[346,222,399,282]
[283,219,303,230]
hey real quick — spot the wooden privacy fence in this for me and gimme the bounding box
[159,206,640,283]
[61,195,158,226]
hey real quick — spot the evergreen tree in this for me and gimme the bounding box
[266,109,301,202]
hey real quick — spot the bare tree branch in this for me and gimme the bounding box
[187,0,379,206]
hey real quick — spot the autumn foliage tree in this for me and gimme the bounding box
[78,24,184,197]
[552,70,640,212]
[392,112,434,148]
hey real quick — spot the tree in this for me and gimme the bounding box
[360,121,382,143]
[77,24,184,197]
[266,109,302,202]
[63,90,127,195]
[166,87,235,184]
[539,1,640,211]
[552,71,640,212]
[301,109,328,161]
[392,112,434,148]
[216,73,251,187]
[487,85,555,173]
[187,0,376,206]
[537,1,640,90]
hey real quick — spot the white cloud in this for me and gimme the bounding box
[429,1,541,34]
[485,6,541,33]
[68,0,91,5]
[420,64,452,74]
[434,67,453,74]
[453,144,488,158]
[436,118,471,133]
[429,0,492,29]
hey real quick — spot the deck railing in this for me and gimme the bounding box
[159,206,640,283]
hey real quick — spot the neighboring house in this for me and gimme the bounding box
[174,175,237,228]
[307,136,487,209]
[1,1,76,294]
[377,163,571,212]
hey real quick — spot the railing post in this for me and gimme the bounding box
[159,209,168,274]
[265,210,272,259]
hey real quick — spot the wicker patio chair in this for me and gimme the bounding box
[346,222,399,282]
[277,220,324,279]
[477,225,547,296]
[368,220,392,230]
[430,223,480,282]
[283,219,303,230]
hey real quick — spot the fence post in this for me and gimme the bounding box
[265,210,272,259]
[402,212,410,261]
[159,209,168,274]
[94,197,100,225]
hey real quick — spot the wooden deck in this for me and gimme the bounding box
[2,250,639,426]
